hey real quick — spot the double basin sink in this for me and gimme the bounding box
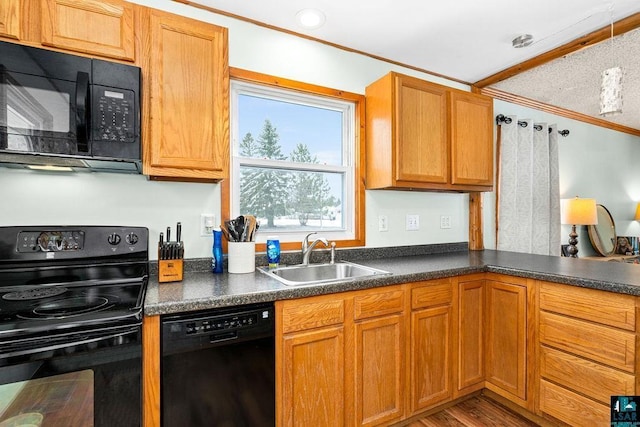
[258,261,391,286]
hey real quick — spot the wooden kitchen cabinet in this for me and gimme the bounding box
[276,295,346,426]
[455,276,484,396]
[485,275,535,410]
[364,71,493,192]
[449,91,493,186]
[353,288,405,427]
[538,281,637,426]
[0,0,21,40]
[41,0,135,61]
[409,280,453,413]
[140,8,229,181]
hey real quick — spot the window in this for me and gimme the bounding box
[228,69,365,249]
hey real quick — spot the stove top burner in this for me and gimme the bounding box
[3,287,69,301]
[18,295,115,320]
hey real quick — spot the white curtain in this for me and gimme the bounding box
[497,116,561,256]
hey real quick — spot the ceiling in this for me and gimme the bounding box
[187,0,640,132]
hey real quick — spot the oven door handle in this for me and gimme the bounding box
[0,326,140,359]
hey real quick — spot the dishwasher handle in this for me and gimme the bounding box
[210,331,238,343]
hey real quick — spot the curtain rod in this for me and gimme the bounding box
[495,114,570,137]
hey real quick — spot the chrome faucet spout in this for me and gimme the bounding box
[301,232,329,265]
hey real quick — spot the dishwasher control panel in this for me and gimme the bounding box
[161,303,274,355]
[185,312,264,335]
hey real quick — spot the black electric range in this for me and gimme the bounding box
[0,226,149,427]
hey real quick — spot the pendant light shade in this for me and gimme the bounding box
[599,66,623,116]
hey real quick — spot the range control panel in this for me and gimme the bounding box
[17,230,85,252]
[0,226,149,262]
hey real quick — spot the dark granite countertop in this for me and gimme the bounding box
[144,248,640,316]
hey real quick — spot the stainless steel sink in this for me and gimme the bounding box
[258,261,391,286]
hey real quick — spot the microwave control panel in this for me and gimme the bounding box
[92,85,136,143]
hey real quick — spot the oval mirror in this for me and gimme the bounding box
[588,204,616,256]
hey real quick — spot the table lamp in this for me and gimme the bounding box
[561,197,598,257]
[635,203,640,221]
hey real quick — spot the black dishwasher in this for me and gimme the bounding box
[161,302,275,427]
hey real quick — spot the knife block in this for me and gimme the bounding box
[158,259,184,283]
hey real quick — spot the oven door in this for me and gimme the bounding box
[0,324,141,427]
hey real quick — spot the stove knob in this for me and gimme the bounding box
[107,233,121,245]
[125,232,139,245]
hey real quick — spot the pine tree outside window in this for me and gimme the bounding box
[230,78,359,245]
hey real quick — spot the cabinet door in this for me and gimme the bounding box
[0,0,21,40]
[449,91,493,186]
[280,326,345,427]
[146,11,229,181]
[41,0,135,60]
[410,305,451,412]
[457,279,484,392]
[396,74,448,184]
[354,314,404,427]
[486,280,527,400]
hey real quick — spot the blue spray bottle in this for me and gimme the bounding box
[212,229,224,273]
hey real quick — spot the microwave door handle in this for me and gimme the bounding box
[75,71,90,153]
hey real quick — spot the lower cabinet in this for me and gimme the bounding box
[537,281,637,426]
[353,288,406,426]
[276,280,455,426]
[276,294,346,426]
[409,280,453,413]
[280,325,345,426]
[485,276,530,407]
[274,275,640,427]
[455,276,484,396]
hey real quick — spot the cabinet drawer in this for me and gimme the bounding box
[540,380,609,427]
[540,346,635,404]
[539,282,635,331]
[281,297,345,334]
[411,281,452,309]
[353,287,404,320]
[540,311,635,372]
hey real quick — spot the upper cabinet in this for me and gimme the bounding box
[365,72,493,192]
[41,0,135,61]
[141,9,229,181]
[0,0,22,40]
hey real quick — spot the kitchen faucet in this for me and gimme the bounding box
[301,232,329,265]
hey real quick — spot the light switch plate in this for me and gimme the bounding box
[440,215,452,229]
[406,214,419,231]
[378,215,389,232]
[200,214,216,236]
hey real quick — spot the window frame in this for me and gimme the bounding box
[224,68,365,252]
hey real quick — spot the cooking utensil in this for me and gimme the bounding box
[236,216,245,241]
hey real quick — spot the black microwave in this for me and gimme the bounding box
[0,41,141,173]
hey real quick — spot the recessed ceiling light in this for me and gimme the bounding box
[512,34,534,48]
[296,8,325,30]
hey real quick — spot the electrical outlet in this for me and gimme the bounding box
[200,214,216,236]
[378,215,389,232]
[406,214,419,231]
[440,215,452,229]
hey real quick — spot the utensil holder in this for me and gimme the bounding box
[228,242,255,274]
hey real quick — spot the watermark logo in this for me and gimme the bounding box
[612,396,640,426]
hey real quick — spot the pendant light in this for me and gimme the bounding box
[599,3,623,116]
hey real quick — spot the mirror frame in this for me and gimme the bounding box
[587,204,616,257]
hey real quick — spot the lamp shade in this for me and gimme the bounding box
[561,198,598,225]
[635,203,640,221]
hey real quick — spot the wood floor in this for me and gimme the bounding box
[408,396,539,427]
